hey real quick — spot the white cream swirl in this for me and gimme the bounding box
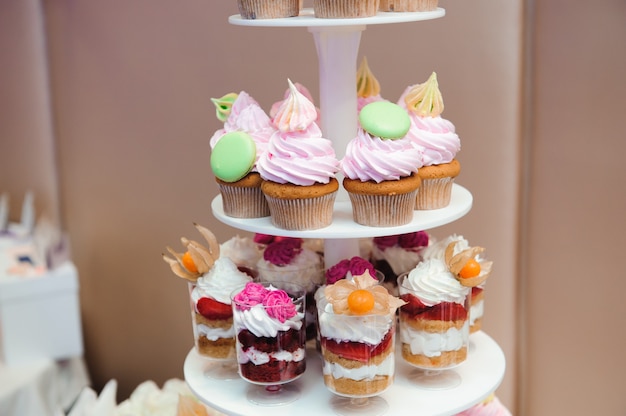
[256,248,323,293]
[341,129,422,183]
[401,259,469,306]
[421,234,469,262]
[317,302,393,345]
[220,235,262,270]
[233,304,304,338]
[191,257,252,305]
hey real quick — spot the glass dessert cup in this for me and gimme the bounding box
[256,262,324,343]
[231,281,307,406]
[188,282,240,380]
[317,305,397,416]
[188,282,239,380]
[397,273,470,390]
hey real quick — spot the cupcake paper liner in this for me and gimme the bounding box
[415,177,454,210]
[313,0,380,18]
[264,192,337,230]
[347,190,418,227]
[218,183,270,218]
[379,0,438,12]
[237,0,300,19]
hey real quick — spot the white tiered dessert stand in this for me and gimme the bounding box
[184,8,505,415]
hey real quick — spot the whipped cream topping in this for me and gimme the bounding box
[401,258,469,306]
[238,347,305,366]
[256,248,323,293]
[341,128,422,183]
[191,257,252,305]
[421,234,469,262]
[233,303,303,338]
[219,235,262,270]
[317,301,393,345]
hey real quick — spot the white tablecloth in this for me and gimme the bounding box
[0,356,90,416]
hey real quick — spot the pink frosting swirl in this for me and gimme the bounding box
[210,91,276,170]
[397,86,460,166]
[233,281,269,311]
[374,232,429,251]
[263,289,298,323]
[263,238,303,266]
[325,256,376,285]
[341,129,422,183]
[256,80,339,186]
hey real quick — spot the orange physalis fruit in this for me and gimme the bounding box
[182,251,198,273]
[459,258,481,279]
[347,289,375,315]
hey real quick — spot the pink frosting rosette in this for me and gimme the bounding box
[325,256,377,285]
[233,281,268,311]
[257,80,339,186]
[340,128,422,183]
[264,289,298,323]
[209,91,276,170]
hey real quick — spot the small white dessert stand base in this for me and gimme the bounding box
[184,331,505,416]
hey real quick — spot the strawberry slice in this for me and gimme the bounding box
[400,294,467,321]
[197,297,232,320]
[321,330,392,363]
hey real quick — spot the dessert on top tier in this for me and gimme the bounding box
[357,56,387,113]
[231,281,306,384]
[163,224,252,359]
[318,273,405,397]
[399,72,461,210]
[341,101,423,227]
[257,79,340,230]
[209,91,275,218]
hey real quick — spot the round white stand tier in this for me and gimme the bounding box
[185,331,505,416]
[211,184,472,239]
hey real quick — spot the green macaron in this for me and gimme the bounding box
[210,131,256,182]
[359,101,411,139]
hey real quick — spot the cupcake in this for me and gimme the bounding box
[379,0,439,12]
[255,236,324,340]
[318,273,405,396]
[163,224,253,359]
[357,56,387,113]
[341,101,423,227]
[257,79,340,230]
[371,231,430,295]
[231,281,307,384]
[209,91,276,218]
[399,72,461,210]
[454,393,512,416]
[237,0,300,19]
[313,0,380,18]
[397,258,470,369]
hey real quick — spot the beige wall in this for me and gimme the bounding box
[2,0,625,414]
